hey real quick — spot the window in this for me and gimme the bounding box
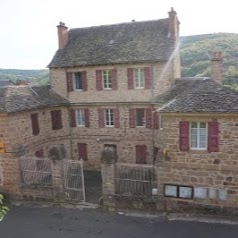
[164,184,193,199]
[31,113,40,135]
[74,72,82,90]
[136,108,145,127]
[190,122,207,149]
[105,109,114,126]
[76,109,85,126]
[51,110,63,130]
[179,121,218,152]
[134,68,144,88]
[78,143,88,160]
[102,70,112,89]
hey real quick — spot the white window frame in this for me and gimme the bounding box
[105,109,114,127]
[134,68,144,89]
[102,70,112,90]
[136,108,145,127]
[190,122,207,150]
[73,72,83,90]
[76,109,85,126]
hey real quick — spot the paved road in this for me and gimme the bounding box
[1,205,238,238]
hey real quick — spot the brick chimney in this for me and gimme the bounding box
[57,22,68,49]
[168,7,180,40]
[211,51,223,84]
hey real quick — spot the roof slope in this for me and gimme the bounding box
[0,85,69,113]
[48,19,175,68]
[154,77,238,113]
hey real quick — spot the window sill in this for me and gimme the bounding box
[103,88,112,90]
[74,89,83,91]
[77,125,85,127]
[105,125,114,128]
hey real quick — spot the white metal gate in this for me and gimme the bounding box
[63,160,85,202]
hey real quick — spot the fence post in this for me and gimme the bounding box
[51,160,64,201]
[101,147,117,208]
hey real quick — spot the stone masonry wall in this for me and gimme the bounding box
[50,62,175,102]
[156,113,238,213]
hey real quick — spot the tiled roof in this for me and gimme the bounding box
[0,85,69,113]
[154,77,238,113]
[48,19,175,68]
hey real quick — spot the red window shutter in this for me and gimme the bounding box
[136,145,147,164]
[98,108,105,128]
[78,143,88,160]
[179,121,189,151]
[31,113,40,135]
[144,67,151,89]
[208,121,219,152]
[81,71,87,91]
[145,108,152,128]
[96,70,102,91]
[129,108,135,128]
[69,109,76,127]
[127,68,134,89]
[35,149,44,158]
[111,69,118,90]
[51,110,63,130]
[85,109,90,127]
[114,108,120,128]
[153,112,159,129]
[66,72,73,92]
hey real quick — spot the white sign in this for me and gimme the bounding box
[179,186,192,198]
[165,185,177,197]
[194,187,207,199]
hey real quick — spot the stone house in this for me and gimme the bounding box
[0,8,180,197]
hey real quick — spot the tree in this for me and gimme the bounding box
[0,194,9,221]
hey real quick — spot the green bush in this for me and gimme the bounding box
[0,194,9,221]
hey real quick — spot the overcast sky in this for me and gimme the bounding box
[0,0,237,69]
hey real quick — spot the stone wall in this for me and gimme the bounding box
[156,113,238,213]
[50,62,176,102]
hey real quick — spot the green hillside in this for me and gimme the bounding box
[0,69,49,85]
[180,33,238,88]
[1,33,238,88]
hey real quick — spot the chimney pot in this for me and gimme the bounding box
[168,7,179,40]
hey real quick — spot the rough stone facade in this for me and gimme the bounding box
[155,113,238,213]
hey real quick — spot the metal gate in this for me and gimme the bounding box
[115,163,157,200]
[20,157,85,202]
[63,160,85,202]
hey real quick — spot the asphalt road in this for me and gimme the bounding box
[1,205,238,238]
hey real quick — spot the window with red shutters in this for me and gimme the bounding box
[145,108,152,128]
[51,110,63,130]
[66,72,73,92]
[31,113,40,135]
[69,109,76,127]
[144,67,151,89]
[136,145,147,164]
[114,108,120,128]
[81,71,87,91]
[85,109,90,127]
[127,68,134,89]
[129,108,136,128]
[78,143,88,160]
[98,108,105,128]
[208,121,219,152]
[179,121,189,151]
[111,69,118,90]
[96,70,103,91]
